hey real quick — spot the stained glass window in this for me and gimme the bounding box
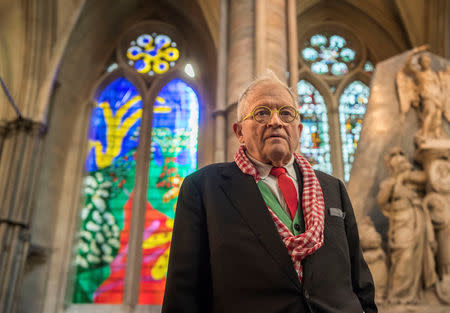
[298,80,332,174]
[73,77,143,303]
[339,81,369,181]
[127,33,180,76]
[364,61,374,74]
[301,34,356,76]
[137,79,199,304]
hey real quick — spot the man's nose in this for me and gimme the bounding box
[267,110,282,126]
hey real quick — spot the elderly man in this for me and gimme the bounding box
[162,73,377,313]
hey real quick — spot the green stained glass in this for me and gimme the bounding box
[139,79,199,304]
[73,77,142,304]
[339,80,369,181]
[298,80,332,174]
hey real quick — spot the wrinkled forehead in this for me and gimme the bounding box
[243,82,296,110]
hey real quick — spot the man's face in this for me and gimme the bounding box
[233,81,303,167]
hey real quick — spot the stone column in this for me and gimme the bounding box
[214,0,228,163]
[226,0,291,161]
[0,118,45,313]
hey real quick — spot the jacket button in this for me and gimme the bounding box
[304,289,309,299]
[294,223,301,231]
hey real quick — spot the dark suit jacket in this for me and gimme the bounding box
[162,162,377,313]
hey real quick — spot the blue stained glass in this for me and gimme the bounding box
[331,62,348,75]
[86,77,143,172]
[311,34,327,47]
[302,33,357,76]
[329,35,346,49]
[298,80,332,174]
[148,78,199,218]
[364,61,374,73]
[340,48,355,62]
[302,47,318,61]
[339,81,369,181]
[311,61,329,74]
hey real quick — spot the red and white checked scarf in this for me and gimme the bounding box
[235,145,325,282]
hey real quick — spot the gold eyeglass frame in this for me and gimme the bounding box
[241,105,299,124]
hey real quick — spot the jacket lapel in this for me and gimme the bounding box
[219,163,301,290]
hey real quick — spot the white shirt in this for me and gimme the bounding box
[246,153,299,217]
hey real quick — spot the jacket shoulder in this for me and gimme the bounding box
[314,170,342,186]
[185,162,237,182]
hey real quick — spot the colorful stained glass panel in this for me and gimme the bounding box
[339,81,369,181]
[302,33,357,76]
[364,61,374,73]
[138,79,199,304]
[73,77,143,303]
[127,33,180,76]
[298,80,332,174]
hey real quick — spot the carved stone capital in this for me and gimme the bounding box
[0,117,47,138]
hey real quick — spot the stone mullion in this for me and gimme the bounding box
[0,119,45,313]
[123,93,153,307]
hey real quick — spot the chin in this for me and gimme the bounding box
[267,148,290,165]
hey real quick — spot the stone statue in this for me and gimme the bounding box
[396,46,450,142]
[377,147,438,304]
[359,216,388,302]
[422,159,450,304]
[424,192,450,278]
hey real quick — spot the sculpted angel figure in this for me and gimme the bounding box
[377,147,438,304]
[396,46,450,140]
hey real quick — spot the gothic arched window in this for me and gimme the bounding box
[71,22,201,308]
[298,26,373,182]
[297,80,332,174]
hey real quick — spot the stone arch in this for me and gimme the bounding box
[27,1,216,312]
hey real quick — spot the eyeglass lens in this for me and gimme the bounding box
[253,106,296,123]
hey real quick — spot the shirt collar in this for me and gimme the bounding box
[246,152,297,181]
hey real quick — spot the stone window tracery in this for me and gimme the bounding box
[71,21,200,308]
[298,26,373,181]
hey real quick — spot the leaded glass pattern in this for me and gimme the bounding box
[339,81,369,181]
[127,33,179,76]
[73,77,143,303]
[139,79,199,304]
[298,80,332,174]
[302,34,356,76]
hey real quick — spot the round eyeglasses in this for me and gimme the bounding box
[241,105,299,124]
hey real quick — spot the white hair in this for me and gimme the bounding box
[236,70,298,121]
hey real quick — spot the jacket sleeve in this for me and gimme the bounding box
[339,180,378,313]
[161,175,211,313]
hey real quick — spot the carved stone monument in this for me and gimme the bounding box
[372,48,450,311]
[397,46,450,144]
[359,216,388,302]
[377,147,438,304]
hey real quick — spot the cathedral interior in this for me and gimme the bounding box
[1,0,450,312]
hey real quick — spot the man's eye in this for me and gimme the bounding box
[254,109,270,116]
[280,109,294,117]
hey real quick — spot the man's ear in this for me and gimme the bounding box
[233,122,245,144]
[298,122,303,136]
